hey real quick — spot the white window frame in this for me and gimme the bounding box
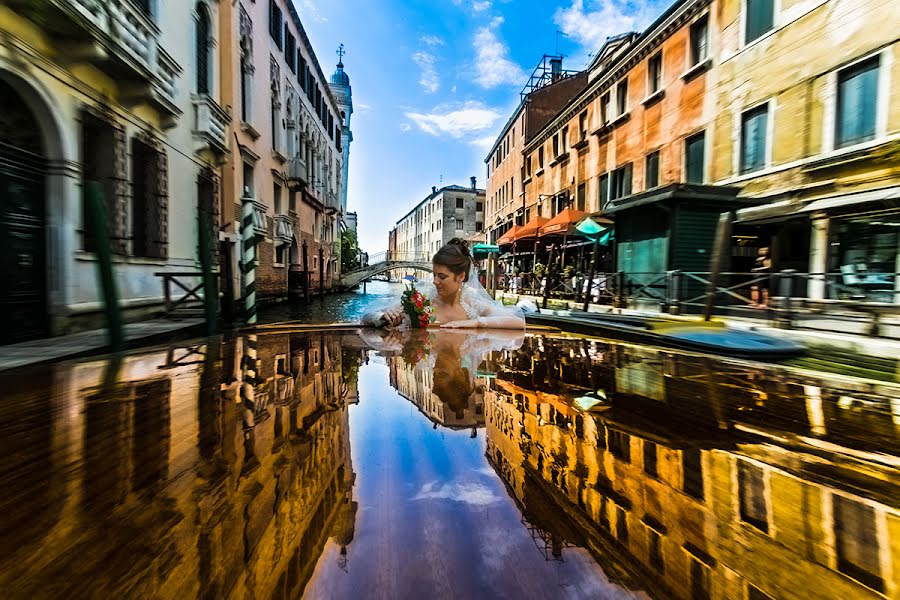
[686,12,711,72]
[822,48,891,154]
[647,51,663,97]
[740,0,781,49]
[733,98,775,176]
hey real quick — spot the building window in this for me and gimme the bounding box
[745,0,775,44]
[240,56,252,122]
[833,495,883,592]
[576,183,586,212]
[526,156,532,177]
[131,137,168,259]
[273,181,282,214]
[456,218,464,230]
[616,79,628,116]
[741,104,769,173]
[269,0,283,49]
[475,221,483,231]
[600,91,611,124]
[242,161,254,197]
[285,32,297,73]
[690,15,709,66]
[648,529,664,571]
[195,3,212,95]
[561,127,568,151]
[836,56,879,149]
[275,244,287,265]
[646,151,660,189]
[579,110,588,140]
[738,461,768,532]
[643,441,658,478]
[685,131,706,184]
[476,201,483,212]
[611,163,633,200]
[648,52,662,94]
[682,448,704,500]
[455,197,464,209]
[553,134,560,157]
[538,146,544,168]
[289,190,296,212]
[599,173,609,207]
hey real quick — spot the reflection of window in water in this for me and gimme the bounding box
[643,441,658,478]
[738,461,768,533]
[647,528,664,572]
[615,506,628,544]
[833,495,883,592]
[690,557,711,600]
[608,429,630,462]
[682,448,704,501]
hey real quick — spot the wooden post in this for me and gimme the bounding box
[583,237,600,312]
[85,181,124,351]
[702,211,734,321]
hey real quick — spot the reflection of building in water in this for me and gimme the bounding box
[485,336,900,600]
[388,357,485,429]
[0,333,359,599]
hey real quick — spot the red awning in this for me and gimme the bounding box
[496,225,522,246]
[512,215,550,242]
[538,208,588,237]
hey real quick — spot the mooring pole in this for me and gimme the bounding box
[86,181,124,351]
[241,187,257,325]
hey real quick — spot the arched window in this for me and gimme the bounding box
[195,3,212,94]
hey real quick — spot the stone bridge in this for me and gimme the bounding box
[339,255,431,289]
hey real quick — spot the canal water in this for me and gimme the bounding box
[259,281,405,324]
[0,327,897,599]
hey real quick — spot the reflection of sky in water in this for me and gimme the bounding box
[306,360,645,600]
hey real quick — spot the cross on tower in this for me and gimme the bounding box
[336,44,345,64]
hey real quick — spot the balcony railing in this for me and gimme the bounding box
[192,94,230,155]
[287,156,308,189]
[12,0,182,119]
[274,213,294,243]
[250,200,267,236]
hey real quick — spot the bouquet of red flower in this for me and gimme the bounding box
[401,284,436,329]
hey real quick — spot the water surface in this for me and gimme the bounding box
[0,329,896,599]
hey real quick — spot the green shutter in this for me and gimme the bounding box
[686,132,705,184]
[746,0,774,43]
[837,57,879,148]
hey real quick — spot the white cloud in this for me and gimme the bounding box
[468,135,496,151]
[356,102,372,113]
[473,16,525,88]
[554,0,660,58]
[472,0,492,11]
[296,0,326,23]
[400,123,412,132]
[421,34,445,47]
[405,101,502,138]
[412,51,440,93]
[412,480,503,505]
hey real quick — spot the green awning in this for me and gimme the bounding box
[472,243,500,258]
[575,217,609,237]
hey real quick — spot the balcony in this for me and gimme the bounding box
[249,199,267,236]
[287,156,308,189]
[191,94,230,156]
[11,0,182,121]
[274,213,294,243]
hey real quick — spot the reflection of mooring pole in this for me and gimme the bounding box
[241,188,257,324]
[85,181,124,351]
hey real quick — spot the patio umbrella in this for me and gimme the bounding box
[575,216,612,237]
[512,215,550,242]
[538,208,589,237]
[496,225,521,246]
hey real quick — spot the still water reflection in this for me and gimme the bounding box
[0,330,897,599]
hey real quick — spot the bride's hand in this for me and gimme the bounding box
[440,319,479,329]
[383,309,403,327]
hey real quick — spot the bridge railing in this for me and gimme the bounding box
[355,250,431,268]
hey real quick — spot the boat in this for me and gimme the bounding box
[525,311,805,359]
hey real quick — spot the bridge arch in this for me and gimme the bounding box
[340,260,432,289]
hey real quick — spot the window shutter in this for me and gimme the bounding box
[746,0,774,43]
[837,57,878,148]
[195,6,210,94]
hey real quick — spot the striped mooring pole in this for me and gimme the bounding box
[240,333,259,413]
[241,187,257,324]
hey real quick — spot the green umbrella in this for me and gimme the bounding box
[575,217,609,238]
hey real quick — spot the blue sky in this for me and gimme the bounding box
[296,0,667,251]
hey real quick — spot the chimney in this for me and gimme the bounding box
[432,186,437,194]
[470,176,477,190]
[550,57,562,82]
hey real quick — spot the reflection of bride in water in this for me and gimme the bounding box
[361,328,524,431]
[362,239,525,329]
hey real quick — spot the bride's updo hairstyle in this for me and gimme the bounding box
[433,238,472,281]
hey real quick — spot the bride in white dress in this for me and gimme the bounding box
[362,238,525,330]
